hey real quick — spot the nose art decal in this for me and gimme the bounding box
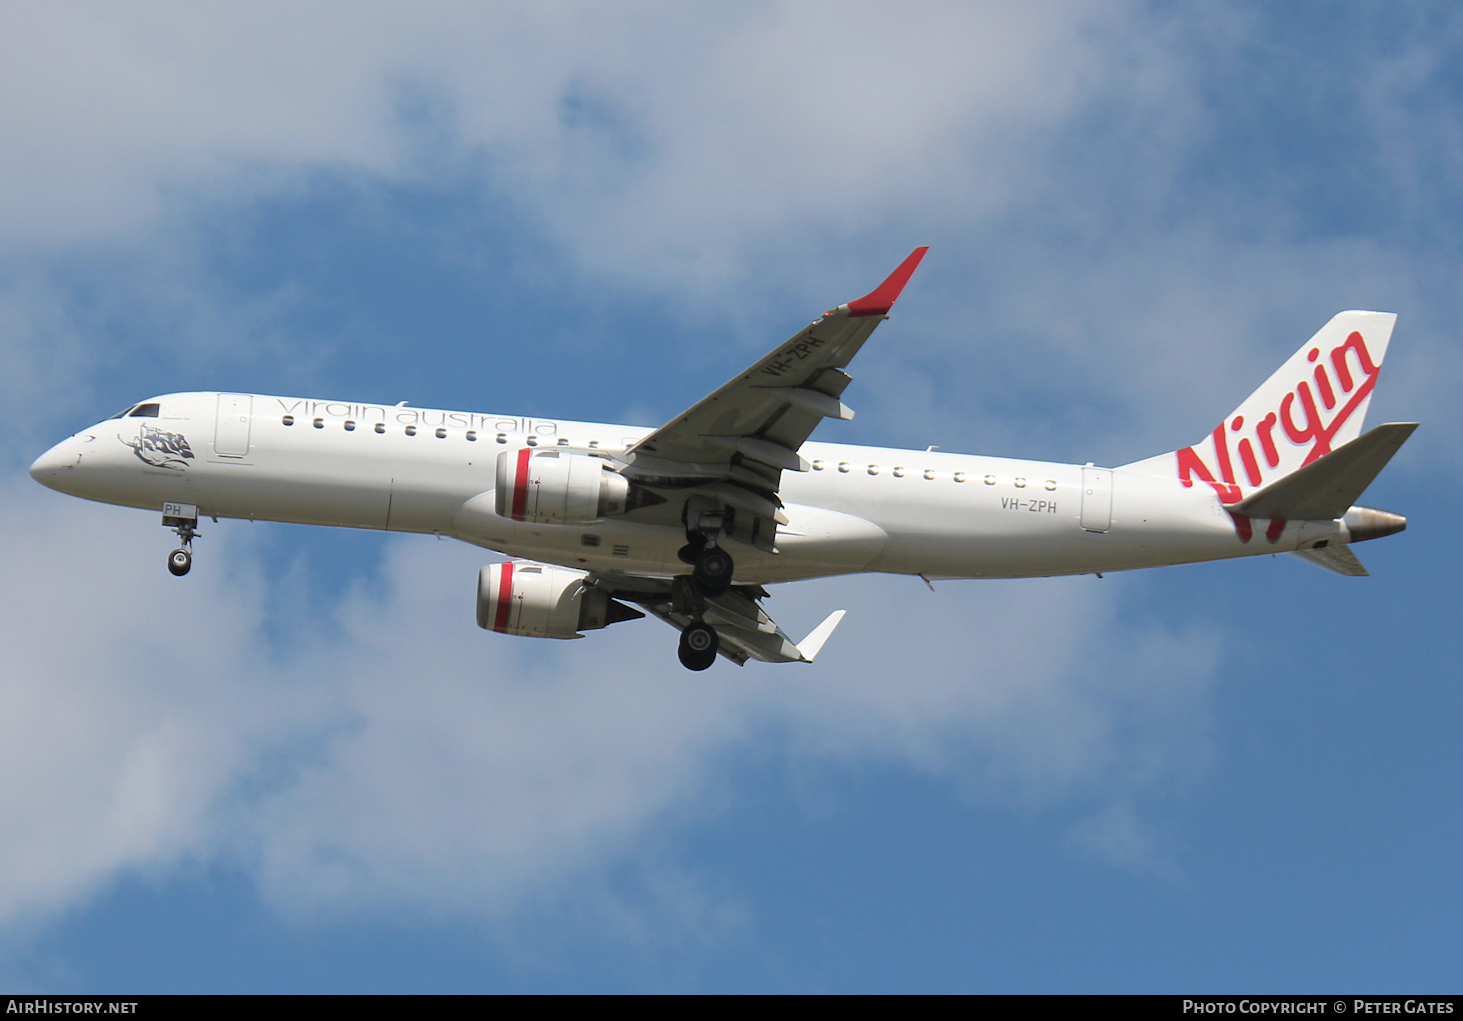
[121,424,195,470]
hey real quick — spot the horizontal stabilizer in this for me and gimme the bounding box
[797,609,846,663]
[1290,545,1369,576]
[1228,422,1417,520]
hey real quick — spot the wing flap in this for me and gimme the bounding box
[750,386,854,420]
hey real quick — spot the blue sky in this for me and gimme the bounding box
[1,2,1459,993]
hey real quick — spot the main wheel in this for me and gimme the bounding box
[677,622,718,671]
[692,547,734,597]
[167,548,192,577]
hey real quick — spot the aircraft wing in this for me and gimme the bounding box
[638,584,847,665]
[1289,545,1369,576]
[618,248,928,543]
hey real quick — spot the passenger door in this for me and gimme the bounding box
[214,393,252,457]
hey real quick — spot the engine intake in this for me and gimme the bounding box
[477,560,643,639]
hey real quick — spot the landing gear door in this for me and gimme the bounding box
[1080,467,1112,533]
[214,393,252,457]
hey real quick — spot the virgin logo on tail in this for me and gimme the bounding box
[1178,330,1381,505]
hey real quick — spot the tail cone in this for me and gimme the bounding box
[1344,506,1406,543]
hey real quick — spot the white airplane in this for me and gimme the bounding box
[30,249,1415,670]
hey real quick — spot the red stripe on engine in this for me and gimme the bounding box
[493,561,514,632]
[511,447,531,521]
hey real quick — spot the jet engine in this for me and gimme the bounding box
[495,448,635,524]
[477,560,643,639]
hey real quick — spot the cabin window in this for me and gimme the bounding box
[466,430,477,441]
[589,440,599,449]
[128,403,160,418]
[867,465,879,475]
[313,418,324,429]
[837,462,850,473]
[344,421,356,431]
[1014,477,1027,488]
[923,469,936,480]
[374,423,385,434]
[892,466,905,477]
[1045,480,1058,491]
[405,425,417,436]
[984,474,997,485]
[812,460,825,471]
[953,472,966,483]
[557,438,569,446]
[282,415,294,426]
[435,427,447,439]
[526,436,538,446]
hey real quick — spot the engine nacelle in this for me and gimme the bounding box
[477,560,642,639]
[495,448,631,524]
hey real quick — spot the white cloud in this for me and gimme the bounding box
[0,479,1213,932]
[0,0,1448,951]
[5,1,1451,465]
[0,2,1105,249]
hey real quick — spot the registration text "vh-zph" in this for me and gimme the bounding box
[1002,498,1057,513]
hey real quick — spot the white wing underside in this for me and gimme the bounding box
[1289,545,1369,576]
[641,588,847,665]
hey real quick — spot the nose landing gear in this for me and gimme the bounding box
[161,502,199,577]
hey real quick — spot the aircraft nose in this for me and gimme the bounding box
[29,438,79,489]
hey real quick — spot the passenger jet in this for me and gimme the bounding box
[29,249,1414,669]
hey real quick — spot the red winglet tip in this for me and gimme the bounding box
[845,246,929,317]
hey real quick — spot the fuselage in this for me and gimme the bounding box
[29,391,1345,584]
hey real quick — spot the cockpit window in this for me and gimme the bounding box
[108,407,132,419]
[128,403,160,418]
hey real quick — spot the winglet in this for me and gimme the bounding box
[845,247,929,318]
[796,609,846,663]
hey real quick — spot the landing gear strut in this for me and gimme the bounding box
[162,502,199,577]
[678,621,719,671]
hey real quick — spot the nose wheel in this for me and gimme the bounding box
[161,503,199,577]
[678,622,719,671]
[167,547,192,576]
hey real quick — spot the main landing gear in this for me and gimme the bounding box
[668,572,723,671]
[162,502,199,577]
[678,621,719,671]
[676,539,730,670]
[673,500,736,669]
[677,534,735,598]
